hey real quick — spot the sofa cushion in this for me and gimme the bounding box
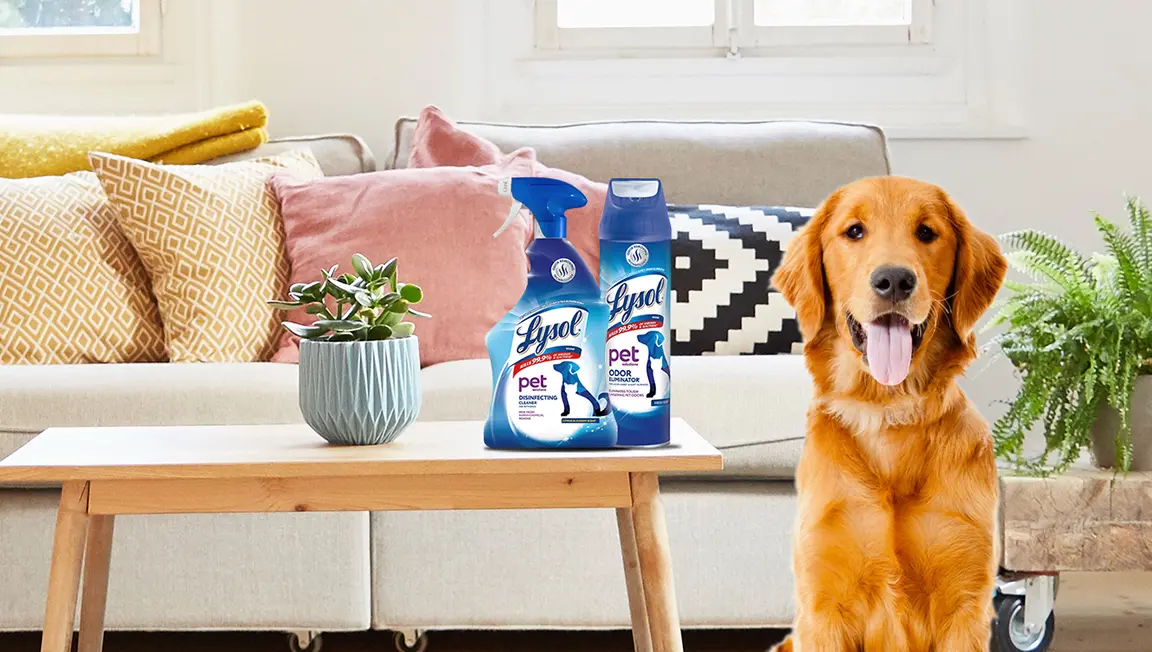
[392,118,890,207]
[90,149,324,363]
[407,106,608,270]
[207,134,376,176]
[0,172,165,365]
[421,356,810,478]
[670,204,814,356]
[0,489,370,630]
[267,148,536,366]
[409,106,503,169]
[371,481,797,629]
[0,362,302,467]
[1,355,809,479]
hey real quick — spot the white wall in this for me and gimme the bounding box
[4,0,1149,418]
[892,0,1152,415]
[223,0,483,159]
[219,0,1152,233]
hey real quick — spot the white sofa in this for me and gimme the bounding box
[0,118,890,634]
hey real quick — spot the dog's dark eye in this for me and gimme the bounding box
[916,224,938,243]
[845,224,865,241]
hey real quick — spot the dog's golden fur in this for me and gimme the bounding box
[770,177,1007,651]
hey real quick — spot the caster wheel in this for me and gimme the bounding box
[393,630,429,652]
[992,595,1054,652]
[287,632,323,652]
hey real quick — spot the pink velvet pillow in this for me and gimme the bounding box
[269,149,536,365]
[408,105,608,271]
[408,106,502,169]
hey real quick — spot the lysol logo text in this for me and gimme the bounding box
[515,309,586,356]
[606,275,666,326]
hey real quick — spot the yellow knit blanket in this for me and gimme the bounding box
[0,101,269,179]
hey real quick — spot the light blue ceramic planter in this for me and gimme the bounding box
[299,336,422,445]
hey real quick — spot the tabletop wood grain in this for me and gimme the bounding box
[0,419,722,482]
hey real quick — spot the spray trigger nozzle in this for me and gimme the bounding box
[493,199,523,239]
[493,178,519,238]
[493,177,521,238]
[493,176,585,240]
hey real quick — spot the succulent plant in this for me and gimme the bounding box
[268,254,428,342]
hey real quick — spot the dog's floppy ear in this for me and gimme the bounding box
[772,190,838,340]
[941,190,1007,349]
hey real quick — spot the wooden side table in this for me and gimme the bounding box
[996,468,1152,651]
[1001,468,1152,572]
[0,419,722,652]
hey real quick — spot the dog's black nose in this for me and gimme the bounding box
[871,266,917,302]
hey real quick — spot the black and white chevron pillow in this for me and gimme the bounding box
[669,204,815,356]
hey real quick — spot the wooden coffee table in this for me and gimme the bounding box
[0,418,720,652]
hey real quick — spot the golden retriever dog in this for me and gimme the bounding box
[769,177,1007,652]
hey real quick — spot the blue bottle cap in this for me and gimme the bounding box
[598,178,671,241]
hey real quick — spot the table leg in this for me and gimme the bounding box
[628,472,683,652]
[78,515,115,652]
[41,481,90,652]
[616,507,653,652]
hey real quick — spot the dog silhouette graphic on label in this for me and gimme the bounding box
[553,361,611,417]
[636,331,670,398]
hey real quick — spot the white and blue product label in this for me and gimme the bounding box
[501,302,614,445]
[602,240,671,446]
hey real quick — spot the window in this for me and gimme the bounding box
[0,0,162,58]
[753,0,909,26]
[536,0,931,53]
[482,0,1018,138]
[556,0,715,28]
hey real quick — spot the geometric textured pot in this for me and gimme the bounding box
[298,336,422,445]
[1090,374,1152,471]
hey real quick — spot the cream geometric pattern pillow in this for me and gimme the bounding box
[0,172,166,364]
[89,149,324,362]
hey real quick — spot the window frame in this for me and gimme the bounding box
[481,0,1023,140]
[535,0,933,53]
[0,0,163,59]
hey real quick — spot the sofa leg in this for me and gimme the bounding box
[287,630,322,652]
[393,629,428,652]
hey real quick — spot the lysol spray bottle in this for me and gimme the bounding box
[599,179,671,447]
[484,177,617,449]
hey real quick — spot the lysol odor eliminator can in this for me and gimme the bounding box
[599,179,671,447]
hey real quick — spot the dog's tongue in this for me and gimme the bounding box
[866,319,912,386]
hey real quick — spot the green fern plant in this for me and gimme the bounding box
[991,196,1152,475]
